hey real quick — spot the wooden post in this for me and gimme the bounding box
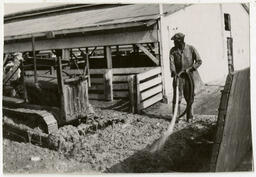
[157,6,172,104]
[136,75,141,113]
[56,57,64,94]
[20,60,28,102]
[104,46,113,101]
[105,46,112,69]
[104,69,113,101]
[128,75,135,113]
[32,36,37,84]
[56,56,66,119]
[62,49,70,70]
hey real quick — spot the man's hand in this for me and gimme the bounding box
[185,67,194,73]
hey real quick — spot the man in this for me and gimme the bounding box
[4,53,24,97]
[169,33,202,122]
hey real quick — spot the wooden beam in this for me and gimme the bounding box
[137,67,161,81]
[140,84,162,101]
[20,61,28,102]
[113,83,128,90]
[105,46,112,69]
[62,49,70,60]
[104,69,113,101]
[139,76,162,92]
[113,91,129,98]
[113,75,129,82]
[32,36,37,84]
[128,75,136,113]
[5,29,158,53]
[56,56,66,119]
[136,43,159,65]
[139,92,163,110]
[5,21,148,41]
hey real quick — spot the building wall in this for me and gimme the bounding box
[162,4,225,83]
[221,3,250,71]
[161,3,249,84]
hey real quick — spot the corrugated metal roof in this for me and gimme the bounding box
[4,4,189,39]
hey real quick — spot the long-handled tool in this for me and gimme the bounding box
[149,75,180,153]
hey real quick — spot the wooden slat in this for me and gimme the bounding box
[136,43,159,65]
[113,91,129,98]
[89,93,104,100]
[112,67,154,74]
[64,67,155,75]
[113,75,129,82]
[139,76,162,92]
[91,78,104,84]
[113,83,128,90]
[89,69,107,74]
[137,67,161,81]
[88,84,104,91]
[139,92,163,110]
[140,84,162,101]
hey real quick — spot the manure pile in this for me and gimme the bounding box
[47,108,217,172]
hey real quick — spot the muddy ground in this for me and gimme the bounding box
[3,84,252,173]
[3,110,217,173]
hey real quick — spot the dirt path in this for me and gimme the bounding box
[142,85,223,120]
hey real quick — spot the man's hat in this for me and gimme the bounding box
[171,33,185,41]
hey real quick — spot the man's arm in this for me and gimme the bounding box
[169,50,176,77]
[191,46,202,70]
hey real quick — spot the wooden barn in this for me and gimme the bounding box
[4,3,250,112]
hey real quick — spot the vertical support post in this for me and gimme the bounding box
[62,49,70,70]
[84,53,91,87]
[105,46,112,69]
[31,36,37,84]
[50,65,55,75]
[20,60,28,102]
[157,4,172,104]
[104,46,113,101]
[136,75,141,114]
[56,57,64,95]
[104,69,113,101]
[56,56,65,118]
[128,75,135,113]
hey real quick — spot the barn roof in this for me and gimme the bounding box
[4,4,189,41]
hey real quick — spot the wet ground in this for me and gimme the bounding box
[3,83,253,173]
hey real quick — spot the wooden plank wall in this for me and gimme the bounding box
[210,68,252,172]
[136,67,163,112]
[89,67,154,100]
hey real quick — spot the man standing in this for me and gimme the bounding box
[169,33,202,122]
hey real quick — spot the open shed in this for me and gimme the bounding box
[4,3,250,113]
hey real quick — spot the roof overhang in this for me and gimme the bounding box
[4,19,158,42]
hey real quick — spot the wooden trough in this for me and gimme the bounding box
[210,67,252,171]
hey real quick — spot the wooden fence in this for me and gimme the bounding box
[25,66,164,113]
[132,67,163,113]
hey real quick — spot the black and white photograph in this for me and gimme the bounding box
[2,1,253,174]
